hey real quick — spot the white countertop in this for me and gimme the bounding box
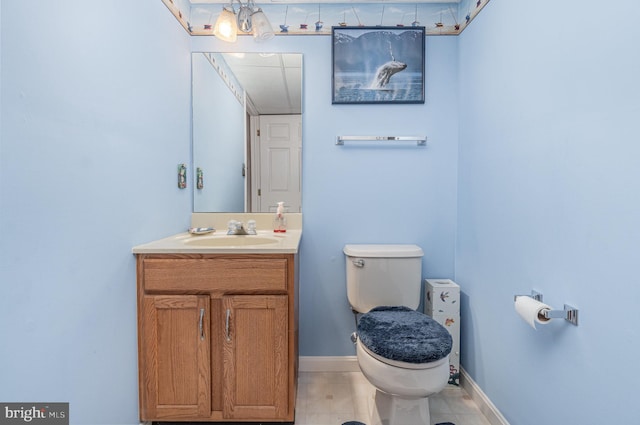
[132,213,302,254]
[132,230,302,254]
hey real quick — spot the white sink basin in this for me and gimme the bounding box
[132,221,301,254]
[183,235,281,247]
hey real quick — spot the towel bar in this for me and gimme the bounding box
[336,135,427,146]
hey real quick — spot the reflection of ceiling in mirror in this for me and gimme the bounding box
[222,53,302,115]
[164,0,490,36]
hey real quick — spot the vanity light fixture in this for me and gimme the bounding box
[213,0,274,43]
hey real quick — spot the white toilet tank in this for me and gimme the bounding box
[344,244,424,313]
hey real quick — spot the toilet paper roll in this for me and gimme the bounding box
[515,296,552,329]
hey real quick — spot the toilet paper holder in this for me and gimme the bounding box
[514,291,579,326]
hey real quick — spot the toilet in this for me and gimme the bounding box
[344,244,452,425]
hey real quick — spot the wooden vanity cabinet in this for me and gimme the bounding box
[136,253,298,423]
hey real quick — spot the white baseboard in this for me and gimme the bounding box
[299,355,360,372]
[460,368,510,425]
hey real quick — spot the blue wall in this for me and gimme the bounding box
[0,1,192,424]
[457,1,640,424]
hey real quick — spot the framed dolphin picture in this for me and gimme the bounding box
[332,26,425,104]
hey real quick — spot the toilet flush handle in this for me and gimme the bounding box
[353,259,365,268]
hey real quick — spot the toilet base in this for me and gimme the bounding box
[369,389,430,425]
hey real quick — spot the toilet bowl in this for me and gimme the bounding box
[343,245,453,425]
[358,341,450,425]
[357,341,450,398]
[355,305,452,425]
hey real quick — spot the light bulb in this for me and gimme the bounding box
[213,6,238,42]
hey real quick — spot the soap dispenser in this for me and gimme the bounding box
[273,201,287,233]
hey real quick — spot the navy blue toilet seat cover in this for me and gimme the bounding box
[357,306,453,364]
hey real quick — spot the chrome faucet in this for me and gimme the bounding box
[227,220,257,235]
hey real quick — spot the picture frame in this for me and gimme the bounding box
[332,26,426,105]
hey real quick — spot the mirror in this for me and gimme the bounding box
[192,52,302,213]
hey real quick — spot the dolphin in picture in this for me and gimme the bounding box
[370,60,407,89]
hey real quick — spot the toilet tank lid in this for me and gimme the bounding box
[343,244,424,258]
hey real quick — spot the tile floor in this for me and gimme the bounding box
[295,371,492,425]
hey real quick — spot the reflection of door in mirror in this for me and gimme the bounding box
[192,52,302,213]
[251,115,302,213]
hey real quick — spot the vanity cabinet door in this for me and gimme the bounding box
[222,295,288,420]
[139,295,211,420]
